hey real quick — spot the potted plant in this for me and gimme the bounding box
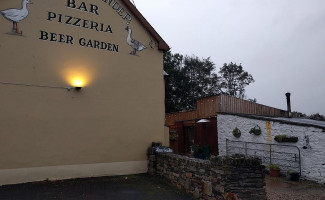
[286,169,300,181]
[268,164,281,177]
[232,127,241,138]
[249,125,261,135]
[169,132,178,141]
[191,144,203,159]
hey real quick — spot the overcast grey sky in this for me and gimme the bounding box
[134,0,325,115]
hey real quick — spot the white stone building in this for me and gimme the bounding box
[218,113,325,184]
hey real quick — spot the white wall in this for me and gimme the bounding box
[218,114,325,184]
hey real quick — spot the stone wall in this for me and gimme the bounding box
[148,150,266,200]
[217,113,325,184]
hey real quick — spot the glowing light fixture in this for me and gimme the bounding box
[61,62,97,92]
[73,79,83,87]
[72,78,84,91]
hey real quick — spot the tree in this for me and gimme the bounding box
[164,51,185,113]
[181,55,220,109]
[164,52,220,113]
[291,111,307,118]
[164,52,255,113]
[247,98,257,103]
[309,113,325,121]
[219,62,255,99]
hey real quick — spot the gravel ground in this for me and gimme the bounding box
[266,176,325,200]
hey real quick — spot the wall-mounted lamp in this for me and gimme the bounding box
[70,79,84,91]
[197,119,211,123]
[75,86,82,91]
[62,65,94,92]
[66,86,82,91]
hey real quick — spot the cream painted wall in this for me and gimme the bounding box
[164,126,170,147]
[0,0,165,173]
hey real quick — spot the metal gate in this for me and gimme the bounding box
[226,139,301,175]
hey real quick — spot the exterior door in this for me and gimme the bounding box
[184,126,194,154]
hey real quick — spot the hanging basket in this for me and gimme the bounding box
[249,125,261,136]
[232,127,241,138]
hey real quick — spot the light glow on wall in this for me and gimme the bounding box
[71,78,85,87]
[61,64,96,88]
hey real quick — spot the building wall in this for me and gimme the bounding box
[163,126,170,147]
[0,0,165,185]
[218,114,325,183]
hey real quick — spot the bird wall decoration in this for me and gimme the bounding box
[125,26,147,55]
[1,0,33,35]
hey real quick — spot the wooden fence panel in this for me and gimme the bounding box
[220,95,286,117]
[166,95,286,127]
[197,96,221,119]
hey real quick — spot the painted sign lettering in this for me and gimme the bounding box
[1,0,141,55]
[47,11,113,34]
[39,30,119,53]
[39,0,120,54]
[101,0,132,25]
[66,0,99,15]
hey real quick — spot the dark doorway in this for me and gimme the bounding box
[184,126,194,153]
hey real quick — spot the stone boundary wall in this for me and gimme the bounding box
[148,150,266,200]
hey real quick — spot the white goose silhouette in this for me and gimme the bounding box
[1,0,33,34]
[125,26,147,55]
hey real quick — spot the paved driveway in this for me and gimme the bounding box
[2,173,324,200]
[266,176,325,200]
[0,174,194,200]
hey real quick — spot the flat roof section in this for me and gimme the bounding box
[218,112,325,130]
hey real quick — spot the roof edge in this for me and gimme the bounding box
[218,112,325,130]
[121,0,170,51]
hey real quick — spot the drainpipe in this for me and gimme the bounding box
[285,92,292,118]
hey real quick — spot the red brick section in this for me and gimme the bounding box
[120,0,170,51]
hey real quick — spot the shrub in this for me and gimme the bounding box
[268,164,280,170]
[274,134,287,142]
